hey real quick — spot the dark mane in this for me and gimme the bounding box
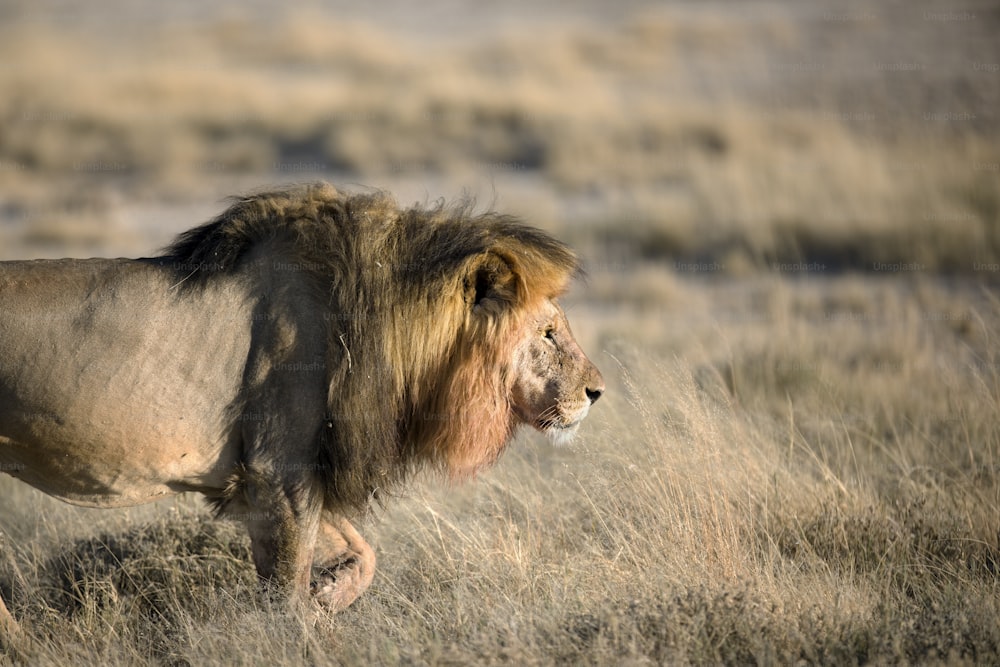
[160,182,579,513]
[161,183,575,290]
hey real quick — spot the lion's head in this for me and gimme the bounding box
[510,299,603,445]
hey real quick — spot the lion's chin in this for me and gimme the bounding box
[541,421,580,447]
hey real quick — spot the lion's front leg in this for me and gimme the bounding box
[0,594,21,652]
[246,510,319,604]
[0,584,27,658]
[237,467,323,605]
[310,517,376,612]
[0,533,26,656]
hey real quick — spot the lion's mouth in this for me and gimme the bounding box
[533,403,590,433]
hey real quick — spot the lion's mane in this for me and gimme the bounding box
[161,182,578,512]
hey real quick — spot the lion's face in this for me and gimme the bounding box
[509,299,604,444]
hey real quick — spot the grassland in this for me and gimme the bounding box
[2,0,999,664]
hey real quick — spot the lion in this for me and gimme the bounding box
[0,182,604,643]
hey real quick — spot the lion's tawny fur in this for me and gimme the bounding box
[162,182,579,512]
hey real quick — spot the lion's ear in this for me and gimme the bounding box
[468,253,520,313]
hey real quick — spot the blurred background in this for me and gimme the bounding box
[1,0,996,275]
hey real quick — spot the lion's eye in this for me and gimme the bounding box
[543,327,555,341]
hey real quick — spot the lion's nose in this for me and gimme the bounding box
[584,364,605,405]
[585,385,604,405]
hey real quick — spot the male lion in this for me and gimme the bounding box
[0,182,603,641]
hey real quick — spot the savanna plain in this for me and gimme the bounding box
[1,0,999,664]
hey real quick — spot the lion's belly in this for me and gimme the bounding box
[0,428,239,507]
[0,258,253,507]
[0,363,245,507]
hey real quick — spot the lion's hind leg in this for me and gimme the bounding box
[310,517,375,612]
